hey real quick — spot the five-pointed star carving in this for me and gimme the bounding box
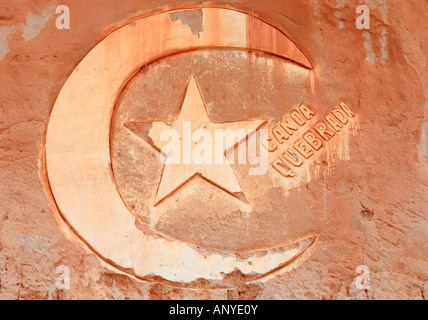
[124,75,266,206]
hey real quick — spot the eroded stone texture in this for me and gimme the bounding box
[112,50,316,252]
[0,0,427,299]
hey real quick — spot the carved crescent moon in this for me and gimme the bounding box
[45,8,315,287]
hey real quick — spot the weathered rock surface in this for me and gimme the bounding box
[0,0,427,299]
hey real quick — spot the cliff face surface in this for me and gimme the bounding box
[0,0,427,300]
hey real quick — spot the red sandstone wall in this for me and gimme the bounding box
[0,0,427,299]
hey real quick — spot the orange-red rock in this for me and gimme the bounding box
[0,0,427,300]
